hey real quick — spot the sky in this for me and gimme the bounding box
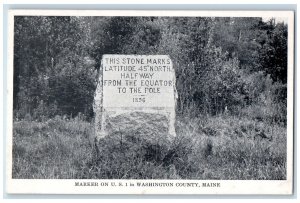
[262,17,288,24]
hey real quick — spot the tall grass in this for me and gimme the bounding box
[12,113,286,180]
[12,116,93,179]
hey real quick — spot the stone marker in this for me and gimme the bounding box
[93,55,177,141]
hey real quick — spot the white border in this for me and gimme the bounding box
[5,9,295,195]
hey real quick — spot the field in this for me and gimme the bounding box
[12,114,286,180]
[11,15,289,181]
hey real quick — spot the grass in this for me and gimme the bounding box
[12,114,286,180]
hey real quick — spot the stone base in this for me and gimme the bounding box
[95,109,176,142]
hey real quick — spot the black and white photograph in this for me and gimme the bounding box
[6,10,294,194]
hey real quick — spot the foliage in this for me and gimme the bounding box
[13,16,288,121]
[14,16,97,119]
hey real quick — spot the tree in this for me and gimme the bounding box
[260,21,288,83]
[14,16,97,119]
